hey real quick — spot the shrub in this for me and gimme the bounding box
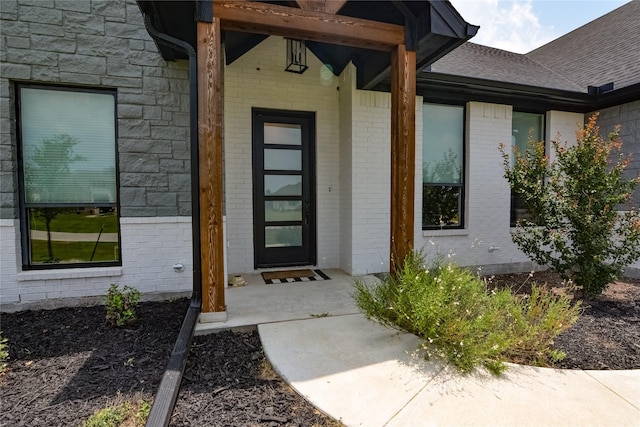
[105,284,141,327]
[500,113,640,298]
[0,332,8,374]
[353,251,581,375]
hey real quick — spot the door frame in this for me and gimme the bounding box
[251,107,317,269]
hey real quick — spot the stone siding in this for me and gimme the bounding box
[592,101,640,208]
[0,0,191,219]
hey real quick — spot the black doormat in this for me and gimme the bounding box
[262,269,330,284]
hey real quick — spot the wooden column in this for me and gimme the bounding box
[197,19,225,313]
[390,44,416,276]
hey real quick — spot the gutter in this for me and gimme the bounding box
[141,13,202,427]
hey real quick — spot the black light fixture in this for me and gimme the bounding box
[285,38,308,74]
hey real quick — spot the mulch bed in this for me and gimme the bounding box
[0,299,335,427]
[1,272,638,425]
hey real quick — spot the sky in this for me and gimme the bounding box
[449,0,631,53]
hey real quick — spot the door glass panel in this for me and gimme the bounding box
[265,225,302,247]
[264,123,301,145]
[265,175,302,196]
[264,149,301,171]
[265,200,302,222]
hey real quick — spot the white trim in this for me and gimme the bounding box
[0,219,18,226]
[17,267,123,282]
[422,229,469,237]
[120,216,191,224]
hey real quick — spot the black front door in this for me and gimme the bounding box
[252,108,316,268]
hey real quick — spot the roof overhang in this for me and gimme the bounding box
[404,73,640,113]
[136,0,478,90]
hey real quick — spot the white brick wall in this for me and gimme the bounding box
[224,36,340,273]
[1,217,193,311]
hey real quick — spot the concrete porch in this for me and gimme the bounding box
[194,269,368,333]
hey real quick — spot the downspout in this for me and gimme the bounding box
[142,13,202,427]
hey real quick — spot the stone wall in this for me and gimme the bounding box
[0,0,191,219]
[592,101,640,208]
[0,0,194,309]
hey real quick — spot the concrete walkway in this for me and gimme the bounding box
[260,314,640,426]
[197,269,639,426]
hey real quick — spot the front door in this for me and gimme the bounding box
[252,108,316,268]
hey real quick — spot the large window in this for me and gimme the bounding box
[511,112,545,226]
[422,103,465,229]
[17,85,120,268]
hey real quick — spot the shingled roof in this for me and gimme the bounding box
[527,0,640,92]
[425,0,640,96]
[429,42,584,92]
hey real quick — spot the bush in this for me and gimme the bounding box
[500,113,640,298]
[353,251,581,375]
[105,284,141,327]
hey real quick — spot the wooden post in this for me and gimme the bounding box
[390,44,416,276]
[197,19,226,313]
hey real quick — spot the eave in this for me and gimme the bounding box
[399,73,640,114]
[136,0,478,90]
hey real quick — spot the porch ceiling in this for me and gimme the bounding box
[136,0,478,90]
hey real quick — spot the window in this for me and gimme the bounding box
[422,103,465,229]
[511,112,545,226]
[17,85,120,268]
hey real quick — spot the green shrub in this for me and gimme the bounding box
[0,332,8,374]
[105,284,141,327]
[500,113,640,298]
[353,251,581,375]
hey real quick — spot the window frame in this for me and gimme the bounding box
[510,110,546,227]
[16,83,121,270]
[422,102,466,230]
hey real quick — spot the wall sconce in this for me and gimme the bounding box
[285,38,308,74]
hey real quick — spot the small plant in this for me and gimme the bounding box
[105,284,141,327]
[83,399,150,427]
[500,113,640,298]
[354,250,581,375]
[0,332,8,374]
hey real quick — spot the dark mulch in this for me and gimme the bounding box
[0,299,335,427]
[1,273,638,425]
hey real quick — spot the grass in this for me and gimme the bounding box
[82,398,150,427]
[30,210,118,234]
[354,250,582,375]
[30,240,119,264]
[0,332,8,375]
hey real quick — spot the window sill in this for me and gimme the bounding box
[17,266,123,282]
[422,228,468,237]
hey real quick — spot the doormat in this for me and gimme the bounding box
[262,269,330,284]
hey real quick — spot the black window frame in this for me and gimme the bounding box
[422,102,466,230]
[16,83,122,270]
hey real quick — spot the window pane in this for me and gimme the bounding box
[265,175,302,196]
[265,225,302,247]
[28,207,120,264]
[512,112,544,158]
[20,88,116,204]
[511,112,544,226]
[264,148,301,171]
[423,104,464,184]
[265,200,302,222]
[264,123,301,145]
[422,185,462,228]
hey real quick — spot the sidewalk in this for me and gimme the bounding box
[259,314,640,427]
